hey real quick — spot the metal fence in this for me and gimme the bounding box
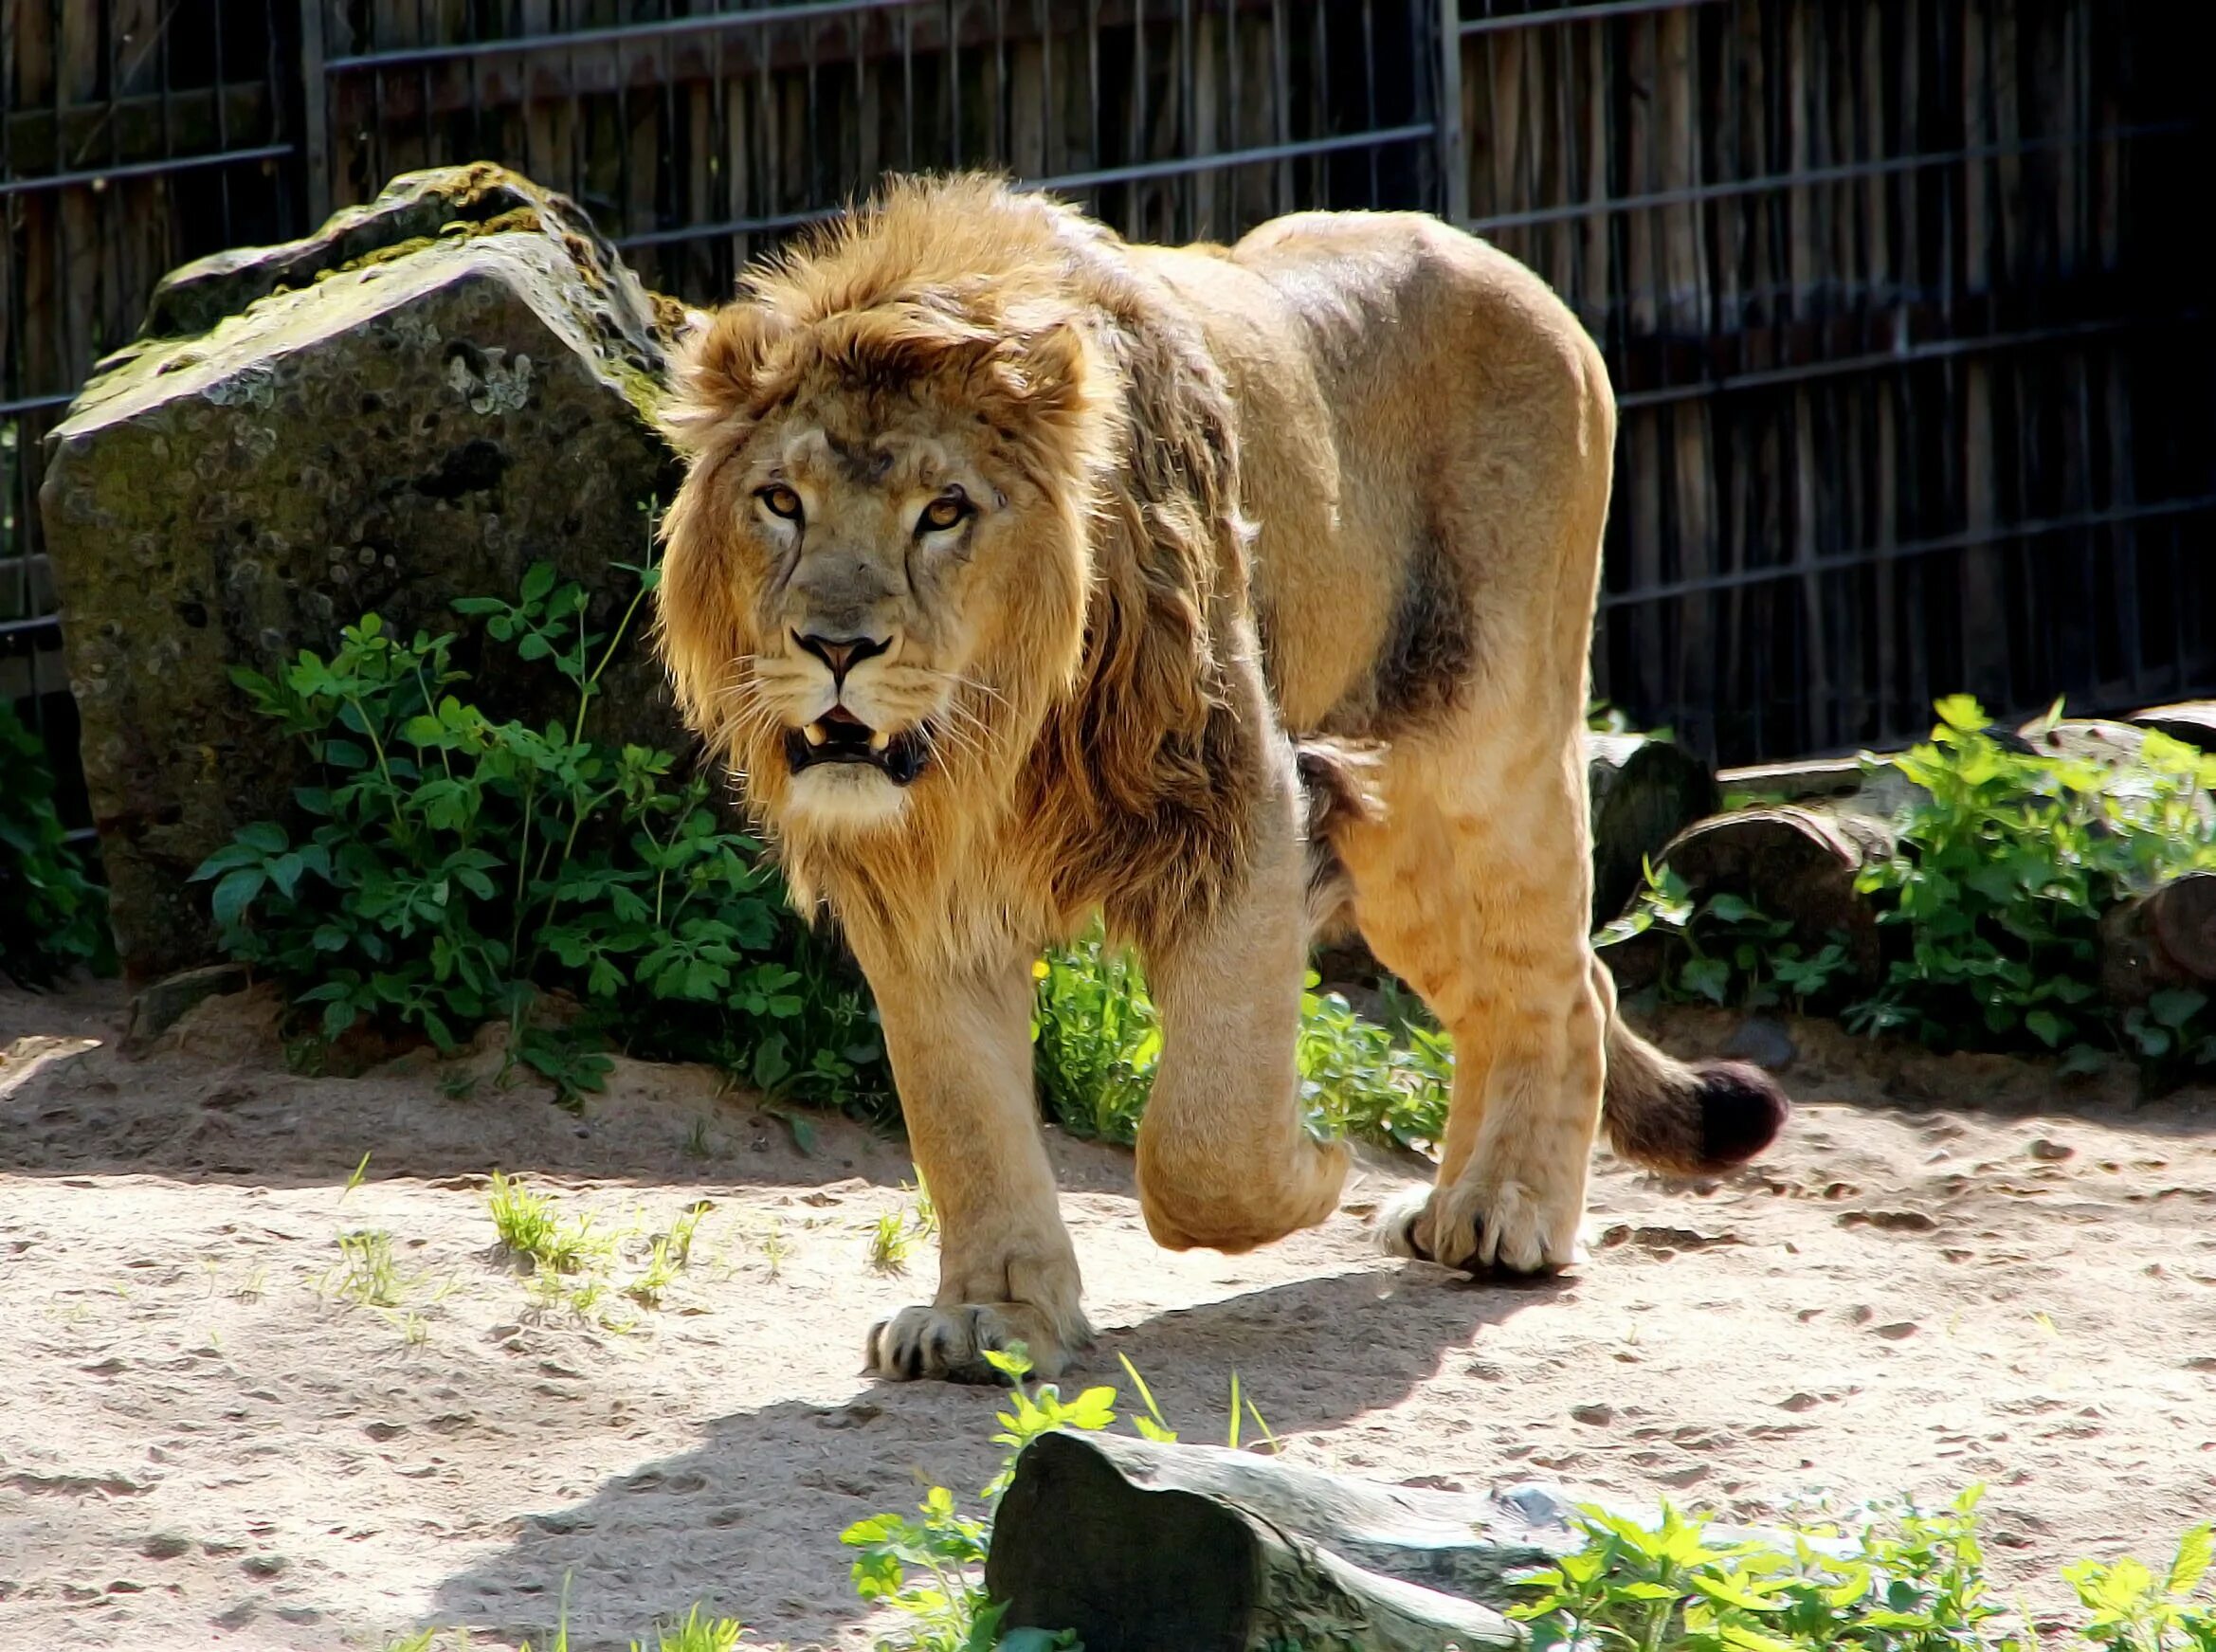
[5,0,2212,844]
[1451,0,2216,759]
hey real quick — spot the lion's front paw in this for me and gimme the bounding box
[863,1300,1088,1385]
[1375,1173,1581,1276]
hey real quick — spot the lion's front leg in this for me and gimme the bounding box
[1134,754,1350,1255]
[858,949,1090,1384]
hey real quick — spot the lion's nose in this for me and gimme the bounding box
[794,630,890,684]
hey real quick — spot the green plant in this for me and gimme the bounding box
[1513,1488,2214,1652]
[0,699,114,988]
[190,552,889,1107]
[1597,697,2216,1080]
[627,1203,709,1307]
[844,1345,1109,1651]
[1032,923,1454,1153]
[325,1228,406,1308]
[630,1605,750,1652]
[1851,697,2215,1069]
[1599,867,1855,1015]
[485,1171,610,1276]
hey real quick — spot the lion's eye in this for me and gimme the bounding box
[916,492,971,536]
[758,484,804,522]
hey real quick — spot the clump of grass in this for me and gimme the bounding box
[866,1207,918,1275]
[866,1177,938,1275]
[627,1202,710,1308]
[630,1605,748,1652]
[757,1220,790,1281]
[326,1228,406,1309]
[485,1171,610,1276]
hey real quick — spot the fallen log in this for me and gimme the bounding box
[1599,802,1898,994]
[988,1429,1557,1651]
[2124,701,2216,751]
[2100,872,2216,1007]
[1587,732,1717,923]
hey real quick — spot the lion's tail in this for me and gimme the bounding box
[1600,1002,1789,1174]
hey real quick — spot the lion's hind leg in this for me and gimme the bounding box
[1337,721,1610,1275]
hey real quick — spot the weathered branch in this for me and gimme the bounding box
[987,1430,1563,1651]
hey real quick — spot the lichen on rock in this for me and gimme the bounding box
[39,165,694,980]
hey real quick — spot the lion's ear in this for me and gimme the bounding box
[662,300,791,454]
[997,318,1096,428]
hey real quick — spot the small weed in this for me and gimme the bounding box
[0,699,115,987]
[682,1117,715,1159]
[342,1151,372,1201]
[867,1207,920,1275]
[758,1220,790,1281]
[630,1605,748,1652]
[486,1171,611,1275]
[438,1068,480,1101]
[486,1169,559,1258]
[626,1203,710,1308]
[326,1228,406,1309]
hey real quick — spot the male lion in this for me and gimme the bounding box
[656,175,1788,1383]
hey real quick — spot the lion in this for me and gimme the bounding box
[654,174,1789,1383]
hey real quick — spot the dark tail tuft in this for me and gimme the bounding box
[1603,1020,1789,1175]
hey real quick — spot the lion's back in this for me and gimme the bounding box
[1206,209,1616,736]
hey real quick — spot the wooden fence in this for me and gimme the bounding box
[4,0,2211,842]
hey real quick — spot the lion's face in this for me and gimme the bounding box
[657,288,1104,844]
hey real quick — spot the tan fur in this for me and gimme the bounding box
[656,175,1786,1382]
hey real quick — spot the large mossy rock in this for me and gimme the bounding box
[40,165,690,981]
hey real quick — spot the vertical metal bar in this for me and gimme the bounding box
[300,0,333,224]
[950,0,963,172]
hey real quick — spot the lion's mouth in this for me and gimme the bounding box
[784,707,931,785]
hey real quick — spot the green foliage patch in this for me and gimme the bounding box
[1601,696,2216,1080]
[192,555,888,1106]
[0,699,113,988]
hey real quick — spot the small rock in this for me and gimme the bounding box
[1570,1404,1615,1426]
[241,1555,288,1579]
[2028,1138,2074,1162]
[139,1534,192,1561]
[816,1401,884,1430]
[121,964,252,1055]
[1873,1321,1919,1340]
[1721,1016,1797,1072]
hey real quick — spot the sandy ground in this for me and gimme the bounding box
[2,980,2213,1652]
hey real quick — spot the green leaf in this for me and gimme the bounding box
[519,562,557,605]
[2169,1523,2214,1597]
[210,868,267,931]
[238,820,289,855]
[2150,988,2208,1031]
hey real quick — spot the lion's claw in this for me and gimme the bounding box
[863,1301,1081,1384]
[1375,1181,1576,1276]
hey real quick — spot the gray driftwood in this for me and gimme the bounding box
[987,1430,1575,1651]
